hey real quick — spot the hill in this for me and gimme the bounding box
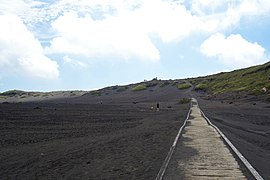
[1,61,270,103]
[0,79,193,105]
[0,90,87,103]
[47,79,192,106]
[190,61,270,101]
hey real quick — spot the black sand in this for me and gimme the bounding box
[0,84,190,179]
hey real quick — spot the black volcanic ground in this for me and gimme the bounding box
[0,80,269,179]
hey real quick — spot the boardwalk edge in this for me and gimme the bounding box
[200,108,264,180]
[155,102,192,180]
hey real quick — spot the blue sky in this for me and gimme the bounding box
[0,0,270,92]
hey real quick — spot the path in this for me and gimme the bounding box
[162,98,247,179]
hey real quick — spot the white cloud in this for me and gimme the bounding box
[44,0,270,62]
[46,10,161,62]
[1,0,270,64]
[45,0,202,61]
[138,0,201,42]
[47,12,159,61]
[0,14,59,79]
[237,0,270,16]
[189,0,270,15]
[200,33,266,68]
[0,0,48,24]
[189,0,226,16]
[189,0,270,30]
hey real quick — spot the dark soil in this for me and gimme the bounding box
[0,84,191,179]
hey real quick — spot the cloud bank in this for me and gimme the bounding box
[46,11,160,62]
[0,0,270,80]
[44,0,270,64]
[200,33,266,68]
[0,14,59,79]
[45,0,201,62]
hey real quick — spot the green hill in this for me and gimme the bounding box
[190,61,270,96]
[0,90,25,96]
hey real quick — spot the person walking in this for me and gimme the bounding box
[157,102,160,111]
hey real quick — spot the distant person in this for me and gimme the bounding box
[157,102,160,111]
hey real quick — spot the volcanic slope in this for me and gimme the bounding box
[50,79,192,105]
[0,80,192,179]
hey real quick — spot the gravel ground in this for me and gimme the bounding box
[0,102,189,179]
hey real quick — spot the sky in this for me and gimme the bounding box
[0,0,270,92]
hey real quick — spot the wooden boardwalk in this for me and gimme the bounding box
[163,99,247,179]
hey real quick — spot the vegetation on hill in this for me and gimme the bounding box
[171,81,179,86]
[132,84,147,91]
[0,90,25,96]
[177,83,191,90]
[117,86,128,92]
[91,90,101,96]
[191,61,270,95]
[112,85,129,92]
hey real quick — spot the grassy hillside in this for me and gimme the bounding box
[0,90,25,96]
[190,61,270,96]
